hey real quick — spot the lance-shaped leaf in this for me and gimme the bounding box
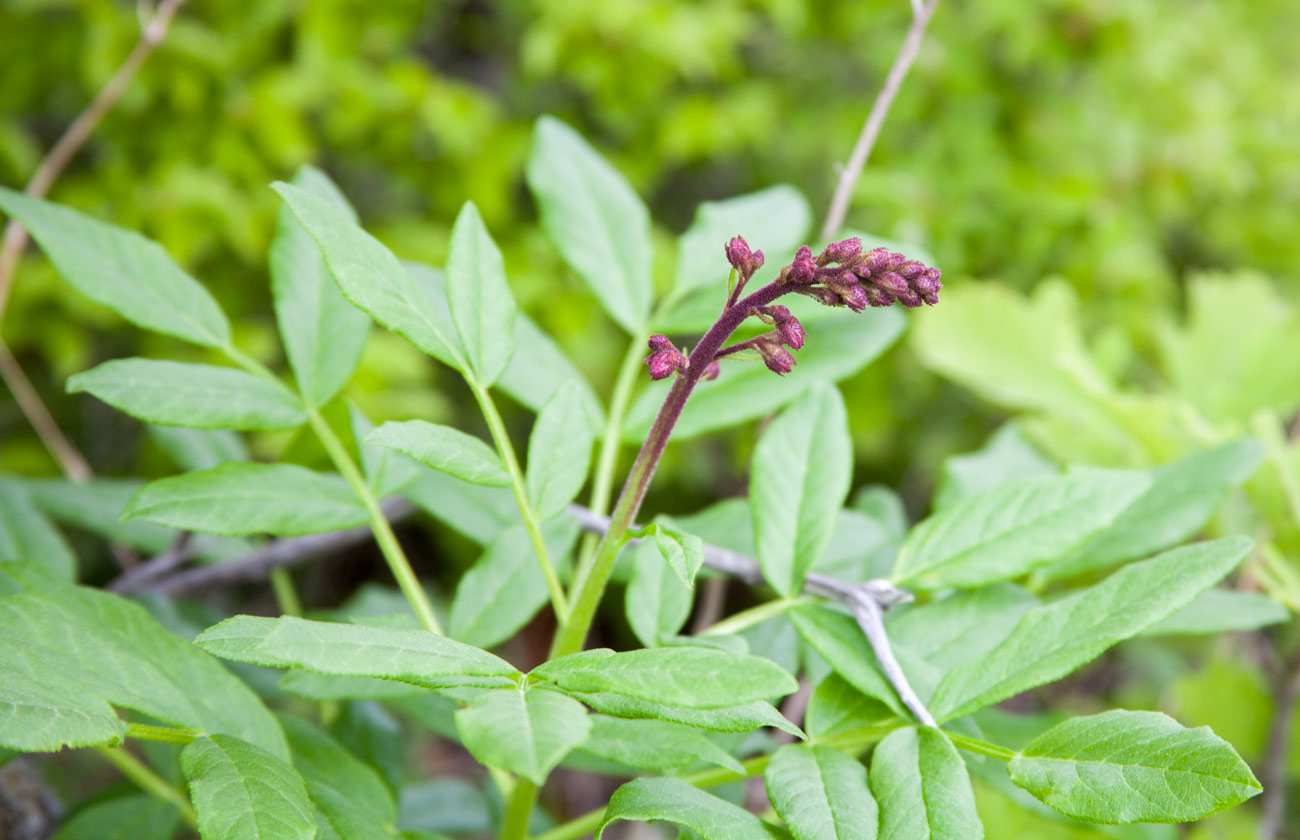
[1008,710,1261,823]
[650,519,705,588]
[122,463,368,536]
[577,716,743,775]
[68,359,306,431]
[271,165,370,407]
[752,382,852,596]
[280,715,396,840]
[497,316,604,433]
[366,420,510,487]
[871,727,983,840]
[349,404,418,497]
[625,538,693,647]
[526,116,652,334]
[566,690,802,738]
[446,201,516,386]
[892,469,1150,590]
[195,615,520,689]
[765,744,877,840]
[525,380,595,519]
[886,584,1039,672]
[272,181,463,369]
[929,537,1252,723]
[790,606,906,718]
[149,426,248,471]
[534,647,797,709]
[1141,588,1288,636]
[455,687,590,784]
[0,187,230,347]
[805,674,897,740]
[597,777,789,840]
[49,795,178,840]
[933,423,1058,510]
[0,482,76,579]
[181,735,315,840]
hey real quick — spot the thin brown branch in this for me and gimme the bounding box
[1261,649,1300,839]
[0,341,92,480]
[819,0,940,241]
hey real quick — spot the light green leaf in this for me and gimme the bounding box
[597,777,788,839]
[871,727,982,840]
[805,674,897,739]
[893,469,1150,590]
[68,358,306,431]
[449,517,580,648]
[401,470,515,546]
[525,380,595,518]
[765,744,877,840]
[181,734,316,840]
[1008,710,1261,823]
[790,606,906,718]
[446,201,516,386]
[933,424,1058,510]
[278,672,424,702]
[1039,440,1266,583]
[625,539,693,648]
[535,647,797,709]
[672,185,811,298]
[0,187,229,347]
[886,584,1039,672]
[566,689,803,738]
[49,795,178,840]
[271,182,462,369]
[752,382,852,596]
[366,420,510,487]
[149,426,248,471]
[271,165,370,406]
[0,653,126,751]
[455,687,590,784]
[195,615,520,690]
[1141,588,1289,636]
[526,116,652,334]
[651,519,705,589]
[626,307,902,441]
[0,482,76,579]
[348,403,418,497]
[578,715,744,775]
[122,463,367,536]
[929,537,1252,722]
[280,715,396,840]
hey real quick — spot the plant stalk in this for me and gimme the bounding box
[501,779,539,840]
[126,722,199,745]
[94,745,199,828]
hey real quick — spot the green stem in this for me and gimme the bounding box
[269,568,303,617]
[468,379,569,623]
[700,595,817,637]
[945,731,1017,762]
[305,404,442,634]
[126,722,199,745]
[501,779,539,840]
[95,745,198,828]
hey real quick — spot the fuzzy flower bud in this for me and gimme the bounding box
[755,338,796,375]
[644,334,686,380]
[701,361,721,381]
[783,246,817,285]
[817,237,862,266]
[725,236,765,279]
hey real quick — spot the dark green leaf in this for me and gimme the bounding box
[871,727,983,840]
[578,716,743,775]
[0,482,76,579]
[886,584,1039,672]
[50,795,177,840]
[765,744,877,840]
[805,675,898,740]
[181,734,315,840]
[281,715,396,840]
[597,777,788,839]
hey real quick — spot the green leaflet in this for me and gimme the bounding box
[272,182,464,369]
[149,426,249,471]
[804,675,898,740]
[597,777,789,839]
[565,689,803,738]
[401,469,516,546]
[1008,710,1261,823]
[577,715,744,775]
[892,468,1150,590]
[122,463,368,536]
[270,165,370,407]
[1141,588,1288,636]
[932,423,1058,510]
[280,715,397,840]
[751,382,852,596]
[348,404,419,497]
[454,686,590,784]
[525,380,595,519]
[181,735,316,840]
[49,795,178,840]
[0,187,230,348]
[445,201,516,386]
[928,537,1252,722]
[68,358,307,431]
[790,606,907,718]
[885,584,1039,672]
[195,615,520,689]
[526,115,652,334]
[871,727,983,840]
[0,481,76,579]
[765,744,878,840]
[625,538,693,647]
[533,647,797,709]
[366,420,511,487]
[649,518,705,588]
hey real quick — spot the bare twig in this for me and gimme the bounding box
[819,0,940,241]
[107,531,192,592]
[1261,650,1300,839]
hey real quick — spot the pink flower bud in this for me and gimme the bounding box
[776,315,806,349]
[701,361,721,381]
[841,284,871,312]
[725,236,765,279]
[756,339,796,375]
[818,238,862,266]
[644,335,686,380]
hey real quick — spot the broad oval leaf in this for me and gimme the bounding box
[122,463,367,536]
[892,469,1150,590]
[597,777,788,840]
[752,382,852,596]
[871,727,983,840]
[525,380,595,518]
[928,537,1252,723]
[526,116,652,334]
[766,744,877,840]
[578,715,744,775]
[455,687,590,784]
[68,358,307,431]
[181,735,316,840]
[272,182,463,369]
[271,165,370,407]
[1008,710,1261,823]
[446,201,516,386]
[366,420,511,487]
[0,187,230,347]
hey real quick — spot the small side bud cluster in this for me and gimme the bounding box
[644,335,685,381]
[755,337,796,375]
[776,238,941,310]
[726,236,765,281]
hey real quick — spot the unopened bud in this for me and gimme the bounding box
[644,335,686,380]
[725,236,765,279]
[775,314,805,349]
[818,237,862,266]
[701,361,721,381]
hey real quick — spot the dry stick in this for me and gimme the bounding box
[0,0,186,486]
[819,0,940,241]
[1260,651,1300,839]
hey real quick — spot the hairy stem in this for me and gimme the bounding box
[468,379,569,623]
[94,745,198,828]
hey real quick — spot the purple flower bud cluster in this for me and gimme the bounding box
[644,335,686,381]
[725,236,765,281]
[777,238,941,310]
